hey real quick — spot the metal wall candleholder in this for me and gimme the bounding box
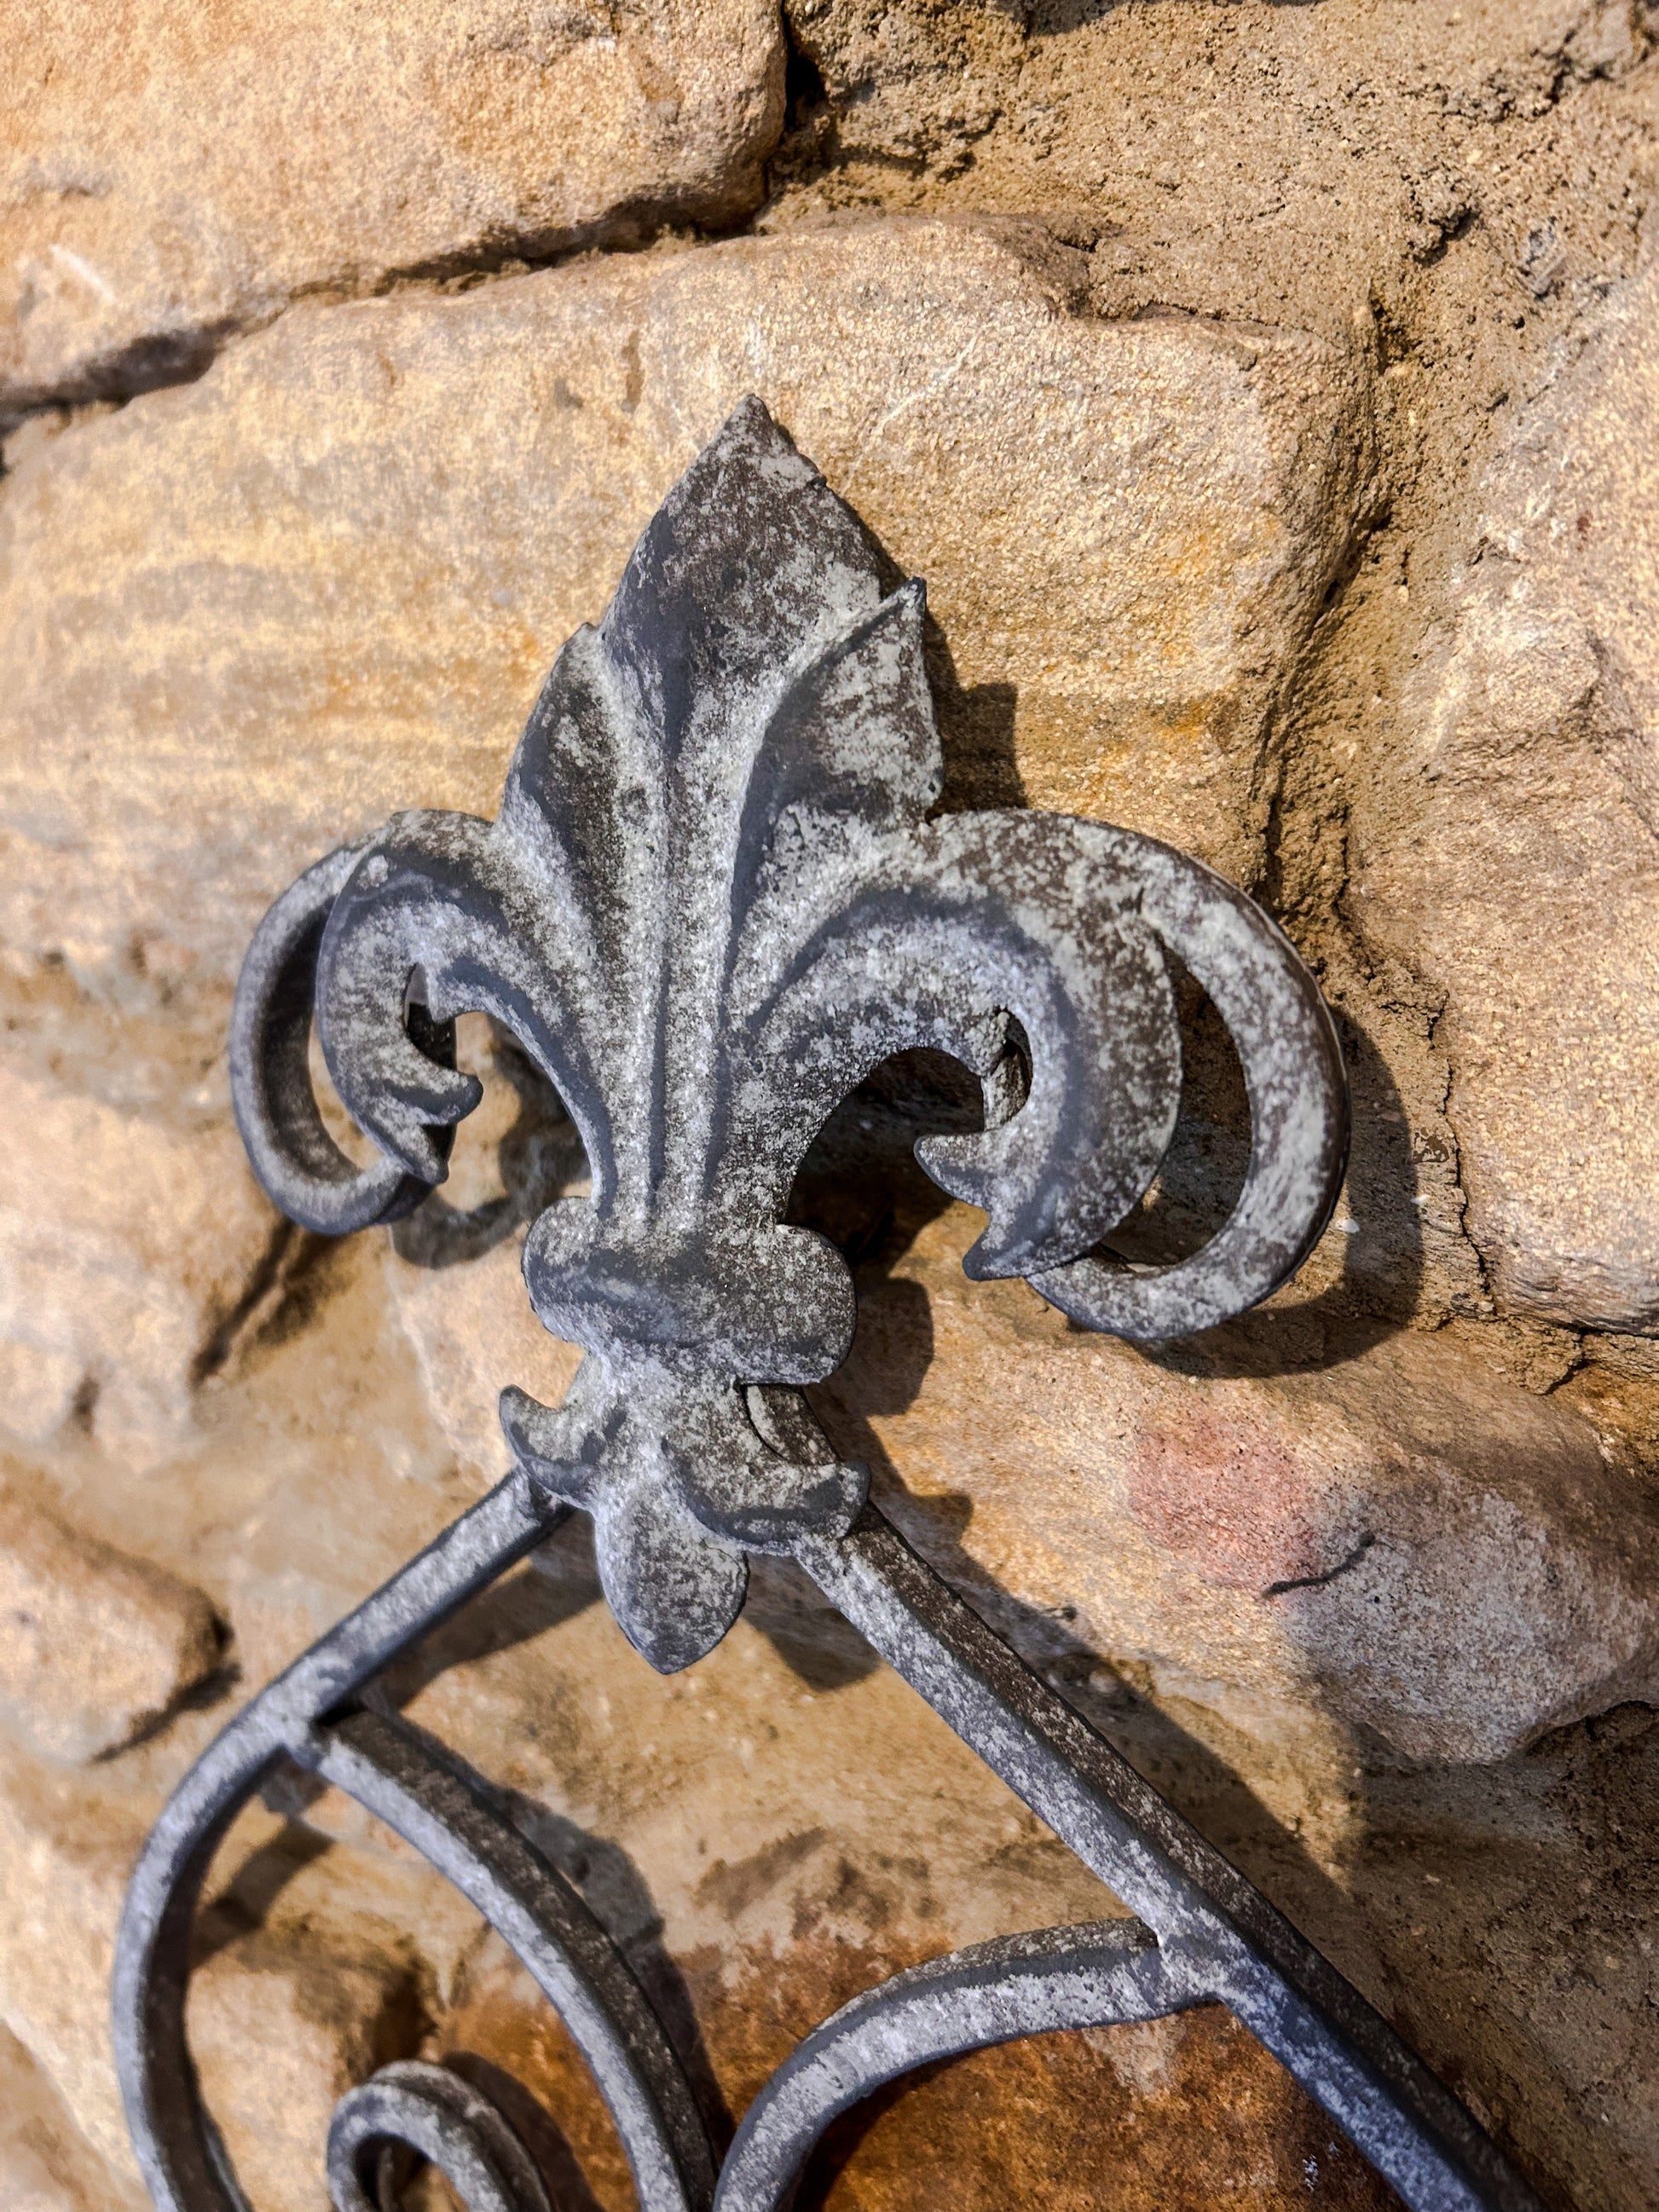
[114,400,1542,2212]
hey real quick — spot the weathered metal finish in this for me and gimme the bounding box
[113,1476,569,2212]
[114,398,1542,2212]
[328,2062,552,2212]
[717,1919,1199,2212]
[799,1507,1531,2212]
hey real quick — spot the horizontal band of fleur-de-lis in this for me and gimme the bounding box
[229,396,1347,1674]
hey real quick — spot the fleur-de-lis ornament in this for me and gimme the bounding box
[233,396,1346,1674]
[121,400,1541,2212]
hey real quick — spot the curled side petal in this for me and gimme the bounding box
[1031,829,1349,1342]
[317,811,618,1204]
[737,810,1344,1342]
[327,2061,551,2212]
[229,845,454,1235]
[737,811,1182,1274]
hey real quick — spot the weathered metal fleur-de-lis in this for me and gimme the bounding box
[117,399,1544,2212]
[232,394,1346,1673]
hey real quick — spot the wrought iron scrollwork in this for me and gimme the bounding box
[116,399,1541,2212]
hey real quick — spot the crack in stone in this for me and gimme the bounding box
[1261,1529,1377,1599]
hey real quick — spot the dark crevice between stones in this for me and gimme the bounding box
[0,321,237,446]
[0,209,691,442]
[2,141,789,443]
[757,11,844,204]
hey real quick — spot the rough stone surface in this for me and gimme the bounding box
[0,2021,141,2212]
[768,0,1652,348]
[808,1185,1659,1766]
[1350,263,1659,1332]
[0,1471,221,1764]
[0,216,1369,1001]
[389,1231,584,1485]
[2,6,1658,2209]
[1,0,785,419]
[384,1014,588,1484]
[0,1054,277,1464]
[190,1926,425,2212]
[0,1752,149,2174]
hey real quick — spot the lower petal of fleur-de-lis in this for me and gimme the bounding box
[501,1371,866,1672]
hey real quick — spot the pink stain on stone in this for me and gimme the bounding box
[1126,1409,1360,1594]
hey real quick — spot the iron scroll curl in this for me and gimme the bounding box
[115,399,1538,2212]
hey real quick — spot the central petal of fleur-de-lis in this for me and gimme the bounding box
[229,397,1348,1675]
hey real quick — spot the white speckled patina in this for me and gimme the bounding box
[230,398,1347,1674]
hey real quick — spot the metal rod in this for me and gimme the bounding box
[798,1507,1543,2212]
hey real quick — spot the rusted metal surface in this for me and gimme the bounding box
[115,399,1540,2212]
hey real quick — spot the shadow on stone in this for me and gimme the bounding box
[1133,1005,1428,1381]
[191,1821,337,1970]
[848,505,1026,816]
[438,2052,608,2212]
[392,1023,586,1273]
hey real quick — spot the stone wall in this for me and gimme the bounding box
[2,4,1656,2208]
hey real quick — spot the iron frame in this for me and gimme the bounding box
[114,399,1543,2212]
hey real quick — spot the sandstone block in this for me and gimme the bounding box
[384,1014,587,1484]
[812,1200,1659,1764]
[0,2021,140,2212]
[389,1232,583,1487]
[190,1927,425,2212]
[0,1060,277,1464]
[0,1343,88,1450]
[1350,263,1659,1331]
[0,1754,147,2176]
[0,1474,221,1764]
[1,0,785,417]
[0,217,1370,1002]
